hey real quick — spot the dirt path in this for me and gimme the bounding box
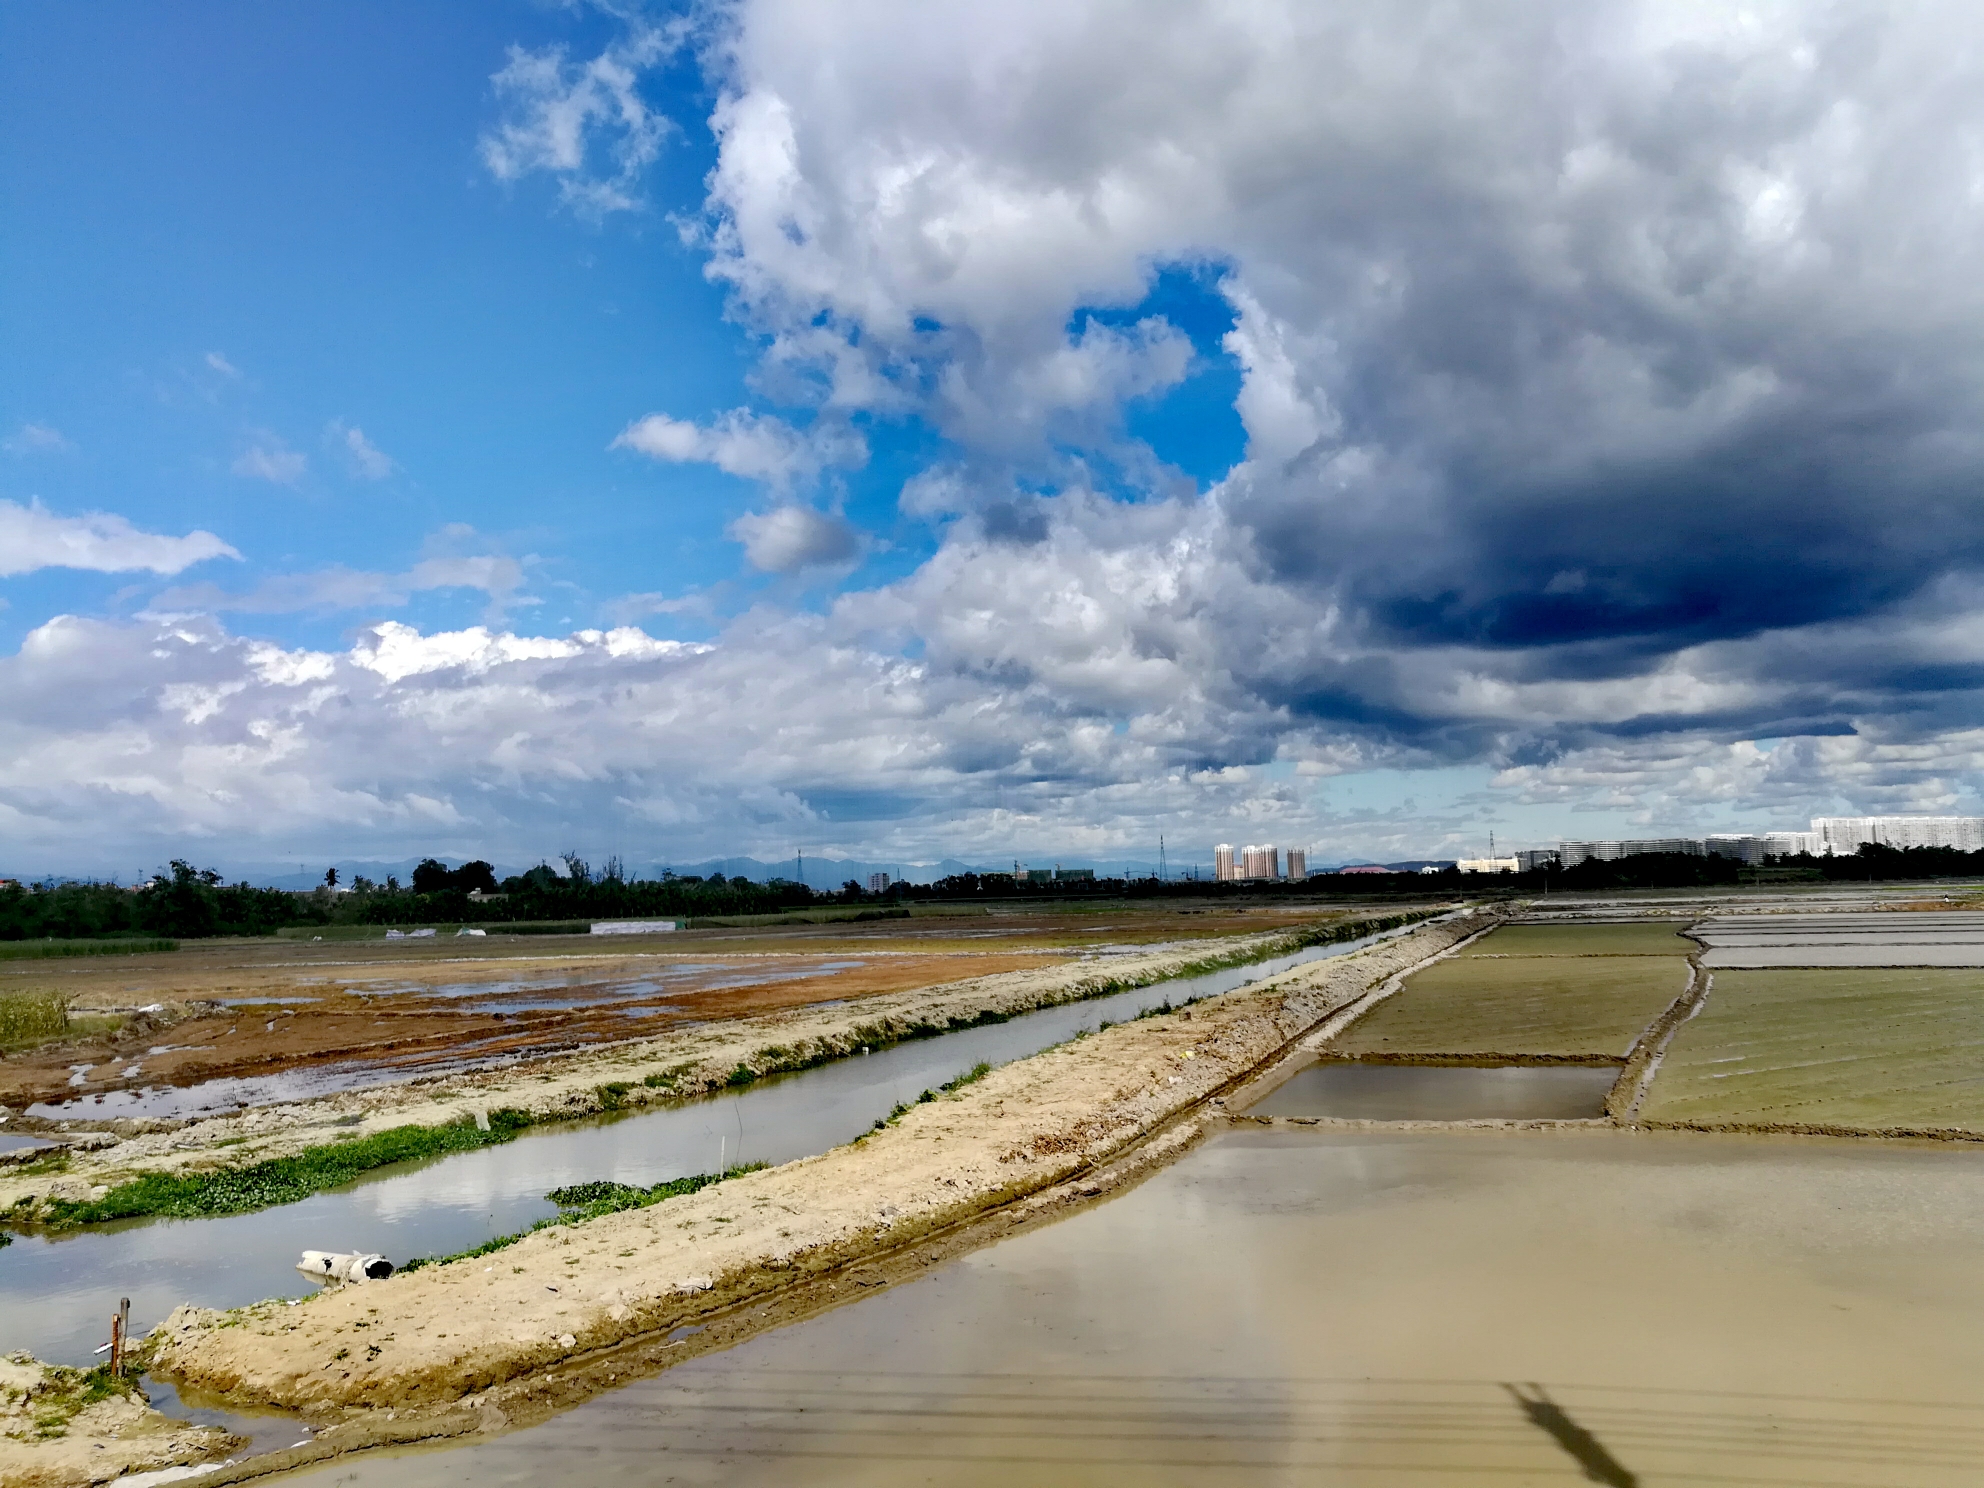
[129,909,1493,1468]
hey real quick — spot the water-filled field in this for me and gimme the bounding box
[1695,911,1984,968]
[1247,1061,1619,1120]
[1637,966,1984,1131]
[1333,944,1691,1059]
[1453,921,1698,957]
[290,1129,1984,1488]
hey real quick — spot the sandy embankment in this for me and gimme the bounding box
[0,1355,238,1488]
[1,920,1402,1218]
[144,910,1494,1440]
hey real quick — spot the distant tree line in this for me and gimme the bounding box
[7,841,1980,943]
[0,861,323,941]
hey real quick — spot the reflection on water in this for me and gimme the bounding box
[1248,1061,1618,1120]
[291,1129,1984,1488]
[0,928,1410,1364]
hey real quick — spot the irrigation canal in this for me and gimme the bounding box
[1,923,1426,1364]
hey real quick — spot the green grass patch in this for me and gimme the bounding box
[402,1163,765,1271]
[12,1362,140,1438]
[941,1061,992,1093]
[1638,967,1984,1131]
[0,989,69,1049]
[0,938,175,960]
[1336,953,1691,1059]
[29,1110,533,1229]
[643,1062,696,1090]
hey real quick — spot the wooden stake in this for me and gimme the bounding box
[111,1297,130,1376]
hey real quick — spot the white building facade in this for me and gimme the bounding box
[1813,817,1984,854]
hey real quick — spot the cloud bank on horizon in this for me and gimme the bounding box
[8,0,1984,872]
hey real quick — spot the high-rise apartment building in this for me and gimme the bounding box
[1214,844,1236,881]
[1241,844,1280,879]
[1813,817,1984,853]
[1286,849,1306,879]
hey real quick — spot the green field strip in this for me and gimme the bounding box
[1333,953,1694,1059]
[1636,968,1984,1132]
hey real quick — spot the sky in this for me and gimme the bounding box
[8,0,1984,879]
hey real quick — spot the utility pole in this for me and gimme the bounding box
[1158,834,1166,883]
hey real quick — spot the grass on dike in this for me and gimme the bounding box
[402,1163,768,1271]
[1335,953,1693,1059]
[26,1110,535,1229]
[1636,967,1984,1131]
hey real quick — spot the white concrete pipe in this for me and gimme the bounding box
[296,1250,395,1283]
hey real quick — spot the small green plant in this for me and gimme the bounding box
[14,1361,139,1438]
[0,989,69,1049]
[403,1163,766,1270]
[725,1063,756,1088]
[940,1061,993,1094]
[642,1061,696,1089]
[597,1081,632,1110]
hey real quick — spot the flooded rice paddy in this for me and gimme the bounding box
[0,930,1405,1365]
[293,1128,1984,1487]
[1636,965,1984,1132]
[1696,912,1984,967]
[1248,1061,1619,1121]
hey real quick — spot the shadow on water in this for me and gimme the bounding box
[1505,1382,1639,1486]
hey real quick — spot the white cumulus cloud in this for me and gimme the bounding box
[729,505,862,573]
[480,16,687,218]
[612,408,865,490]
[0,498,239,578]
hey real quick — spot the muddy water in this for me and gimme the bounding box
[300,1130,1984,1488]
[1249,1061,1618,1120]
[0,929,1409,1364]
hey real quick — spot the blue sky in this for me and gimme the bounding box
[6,0,1984,877]
[3,2,745,649]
